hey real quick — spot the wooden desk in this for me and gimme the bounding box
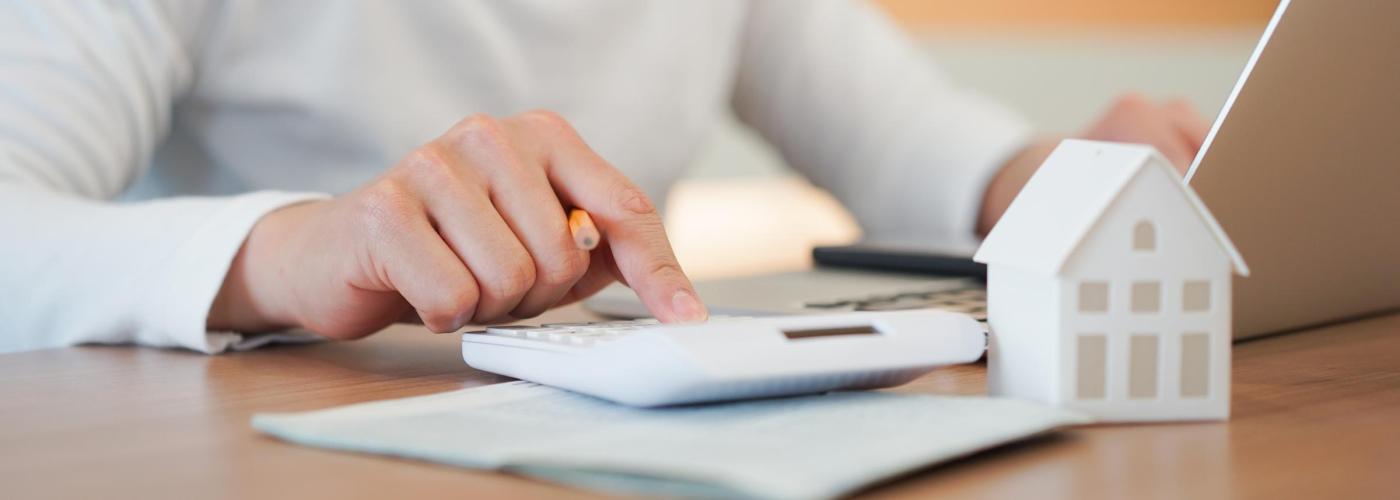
[2,308,1396,499]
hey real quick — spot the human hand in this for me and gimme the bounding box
[1078,92,1211,173]
[978,93,1211,235]
[208,111,706,339]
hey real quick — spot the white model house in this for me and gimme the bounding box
[974,139,1248,422]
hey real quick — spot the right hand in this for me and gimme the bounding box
[208,111,707,339]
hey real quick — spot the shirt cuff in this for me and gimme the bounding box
[151,190,330,354]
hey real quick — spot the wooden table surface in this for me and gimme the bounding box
[2,306,1397,499]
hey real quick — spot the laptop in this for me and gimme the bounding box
[586,0,1400,340]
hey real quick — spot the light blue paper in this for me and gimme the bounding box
[253,382,1087,499]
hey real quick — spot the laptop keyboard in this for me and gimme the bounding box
[801,287,986,321]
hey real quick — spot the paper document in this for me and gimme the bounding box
[253,382,1086,499]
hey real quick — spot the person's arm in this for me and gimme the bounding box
[731,0,1031,251]
[977,93,1211,236]
[732,1,1212,245]
[2,3,705,354]
[0,1,327,353]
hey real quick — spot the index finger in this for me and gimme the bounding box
[512,113,706,323]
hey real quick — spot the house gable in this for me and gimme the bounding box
[1061,163,1235,283]
[974,140,1248,277]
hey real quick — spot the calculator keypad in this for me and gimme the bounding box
[470,317,747,348]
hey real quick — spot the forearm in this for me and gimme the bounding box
[974,94,1215,236]
[0,185,326,353]
[734,0,1033,249]
[977,138,1061,236]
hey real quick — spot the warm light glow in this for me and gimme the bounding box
[874,0,1277,29]
[664,177,862,280]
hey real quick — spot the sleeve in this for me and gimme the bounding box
[732,0,1034,252]
[0,1,327,354]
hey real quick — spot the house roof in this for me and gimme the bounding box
[973,139,1249,276]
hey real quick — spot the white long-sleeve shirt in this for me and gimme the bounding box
[0,0,1030,354]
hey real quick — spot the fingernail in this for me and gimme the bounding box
[670,289,707,323]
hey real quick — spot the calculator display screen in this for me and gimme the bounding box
[781,325,880,340]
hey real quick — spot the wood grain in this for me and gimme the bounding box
[1,307,1396,499]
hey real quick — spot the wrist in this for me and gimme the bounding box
[977,138,1060,236]
[208,201,322,332]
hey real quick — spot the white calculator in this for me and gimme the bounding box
[460,310,986,407]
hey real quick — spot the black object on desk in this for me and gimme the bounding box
[812,244,987,280]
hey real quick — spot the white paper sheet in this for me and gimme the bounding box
[253,382,1087,499]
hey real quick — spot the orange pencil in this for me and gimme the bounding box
[568,209,600,251]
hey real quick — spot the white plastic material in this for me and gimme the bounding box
[461,310,987,407]
[975,139,1246,422]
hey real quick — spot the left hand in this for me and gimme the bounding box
[1078,92,1211,173]
[977,93,1211,235]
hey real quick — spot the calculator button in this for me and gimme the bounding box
[566,336,592,346]
[543,321,597,328]
[485,325,536,336]
[544,332,570,342]
[571,325,615,333]
[574,331,615,339]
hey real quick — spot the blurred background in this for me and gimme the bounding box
[666,0,1277,280]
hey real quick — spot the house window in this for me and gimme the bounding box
[1180,333,1211,397]
[1183,280,1212,312]
[1133,220,1156,251]
[1128,334,1159,399]
[1078,281,1109,313]
[1076,334,1107,399]
[1131,281,1161,313]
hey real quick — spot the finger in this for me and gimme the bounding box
[451,115,590,318]
[515,111,706,323]
[1150,122,1195,173]
[555,240,622,307]
[1137,101,1195,173]
[1155,135,1195,175]
[422,184,534,324]
[1165,98,1211,153]
[400,142,536,324]
[365,189,481,332]
[398,309,423,325]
